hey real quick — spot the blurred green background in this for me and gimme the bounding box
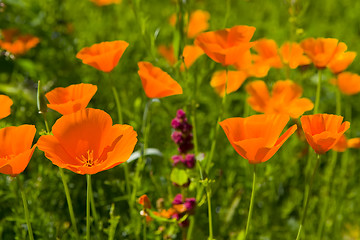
[1,0,360,239]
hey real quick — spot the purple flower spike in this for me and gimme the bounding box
[172,194,184,205]
[171,118,182,129]
[184,154,196,168]
[171,155,183,166]
[171,131,183,144]
[176,109,186,119]
[184,198,196,213]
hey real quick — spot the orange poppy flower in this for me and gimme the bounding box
[252,39,283,68]
[348,138,360,148]
[181,45,204,70]
[0,95,13,119]
[158,44,203,70]
[76,40,129,72]
[0,125,36,176]
[137,61,183,98]
[139,194,151,209]
[220,114,297,164]
[36,108,137,175]
[246,80,314,118]
[0,29,39,55]
[158,45,177,65]
[280,42,311,69]
[187,10,210,39]
[90,0,121,6]
[332,72,360,95]
[210,70,247,97]
[46,83,98,115]
[195,25,256,66]
[300,38,339,68]
[332,134,348,152]
[327,42,356,74]
[300,114,350,154]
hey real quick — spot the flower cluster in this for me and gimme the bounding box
[171,194,196,227]
[171,109,195,168]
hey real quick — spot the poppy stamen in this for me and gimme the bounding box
[78,150,95,167]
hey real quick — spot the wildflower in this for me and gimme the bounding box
[0,125,36,176]
[137,61,183,98]
[0,29,39,55]
[76,40,129,72]
[252,38,283,71]
[37,108,137,174]
[171,194,196,227]
[158,45,176,65]
[220,114,297,164]
[45,83,98,115]
[300,38,339,68]
[187,10,210,39]
[332,134,348,152]
[300,114,350,154]
[327,42,356,74]
[246,80,314,118]
[0,95,13,119]
[195,25,256,66]
[90,0,121,6]
[210,70,247,97]
[280,42,311,69]
[181,45,204,70]
[171,109,194,156]
[332,72,360,95]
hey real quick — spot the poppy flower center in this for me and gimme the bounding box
[78,150,96,167]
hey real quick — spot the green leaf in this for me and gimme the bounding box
[170,168,188,185]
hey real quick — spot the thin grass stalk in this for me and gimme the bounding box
[244,164,256,240]
[296,154,321,240]
[206,185,214,240]
[17,177,34,240]
[39,92,80,239]
[86,174,92,240]
[313,70,322,114]
[58,168,80,239]
[205,67,229,173]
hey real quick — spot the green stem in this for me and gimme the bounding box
[222,0,231,28]
[59,168,80,239]
[42,110,79,239]
[317,151,337,239]
[143,217,147,240]
[205,67,229,173]
[86,175,92,240]
[296,154,321,240]
[244,165,256,240]
[335,86,341,115]
[313,70,322,114]
[89,179,98,224]
[17,177,34,240]
[206,185,214,240]
[110,84,123,125]
[130,99,152,238]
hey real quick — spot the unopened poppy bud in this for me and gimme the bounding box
[37,80,48,114]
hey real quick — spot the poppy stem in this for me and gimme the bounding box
[111,85,123,124]
[59,168,80,239]
[86,174,92,240]
[39,100,80,239]
[205,67,228,173]
[244,164,256,240]
[296,154,321,240]
[17,176,34,240]
[313,70,322,114]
